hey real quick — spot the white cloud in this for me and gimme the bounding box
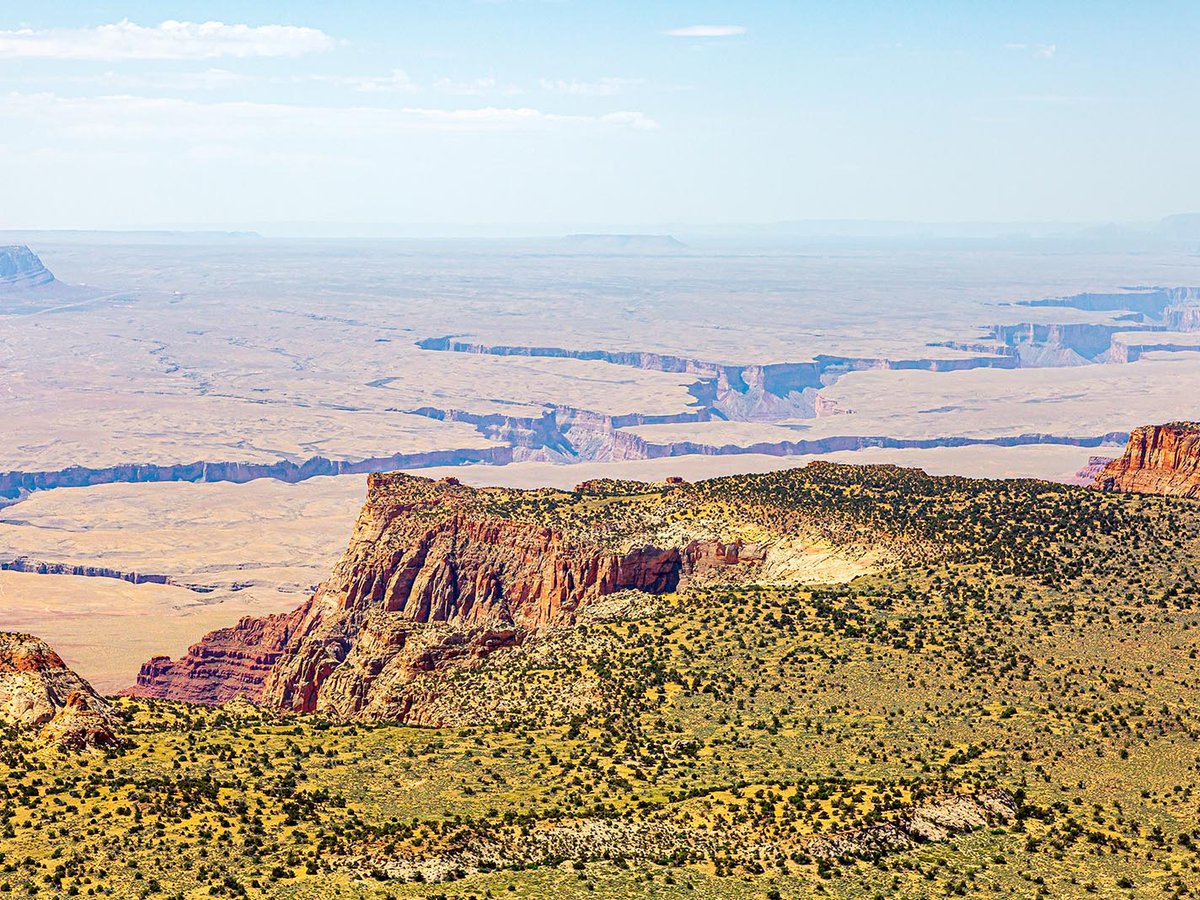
[666,25,746,38]
[315,69,421,94]
[0,92,659,142]
[1005,42,1056,59]
[310,71,520,96]
[597,111,659,130]
[431,75,522,96]
[0,20,335,60]
[0,67,252,92]
[102,68,251,91]
[540,77,642,96]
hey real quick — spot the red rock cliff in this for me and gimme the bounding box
[130,473,760,718]
[1093,423,1200,498]
[129,606,310,705]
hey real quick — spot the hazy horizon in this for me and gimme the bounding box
[4,213,1200,243]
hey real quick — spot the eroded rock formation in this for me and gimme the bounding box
[346,789,1017,882]
[37,691,121,750]
[1093,423,1200,498]
[1071,455,1116,486]
[0,632,118,748]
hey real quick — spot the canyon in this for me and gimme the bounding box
[2,242,1200,505]
[9,233,1200,896]
[7,238,1200,695]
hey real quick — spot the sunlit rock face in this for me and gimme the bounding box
[0,632,119,749]
[1093,422,1200,498]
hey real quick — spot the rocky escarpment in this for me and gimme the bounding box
[1019,287,1200,318]
[0,446,512,500]
[0,430,1138,502]
[130,474,783,720]
[416,336,1016,423]
[605,428,1131,463]
[1093,423,1200,498]
[0,632,119,748]
[988,322,1133,364]
[1,557,178,587]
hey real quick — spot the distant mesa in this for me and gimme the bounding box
[0,245,55,291]
[561,233,687,253]
[0,245,94,306]
[1092,422,1200,498]
[1158,213,1200,242]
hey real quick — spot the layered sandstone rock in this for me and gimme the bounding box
[1093,423,1200,498]
[130,606,309,705]
[131,473,769,720]
[0,632,118,748]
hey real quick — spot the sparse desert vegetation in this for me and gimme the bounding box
[6,464,1200,897]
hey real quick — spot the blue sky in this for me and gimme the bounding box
[1,2,1197,231]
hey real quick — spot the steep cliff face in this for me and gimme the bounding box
[1093,423,1200,498]
[131,473,776,720]
[1167,305,1200,331]
[0,446,513,501]
[130,605,309,705]
[0,632,118,748]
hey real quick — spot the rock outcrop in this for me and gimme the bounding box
[131,473,777,719]
[0,632,118,748]
[347,789,1016,882]
[37,691,120,750]
[803,790,1018,861]
[1093,423,1200,498]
